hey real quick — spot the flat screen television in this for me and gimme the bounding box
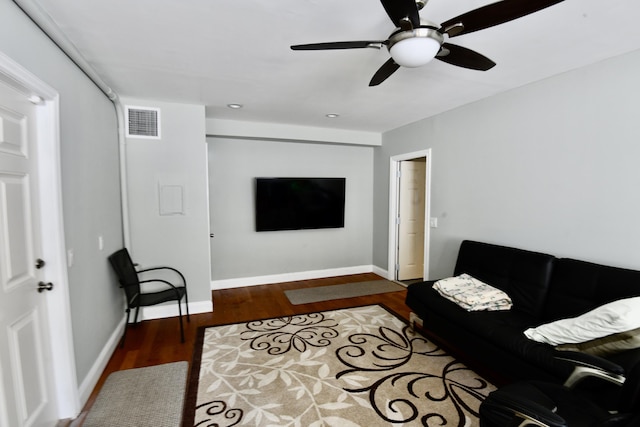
[255,177,346,231]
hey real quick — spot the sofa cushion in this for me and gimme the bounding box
[525,296,640,346]
[453,240,555,318]
[542,258,640,323]
[487,321,573,377]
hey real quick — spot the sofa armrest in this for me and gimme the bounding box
[553,350,626,388]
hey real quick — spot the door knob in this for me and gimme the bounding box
[35,258,46,269]
[37,282,54,293]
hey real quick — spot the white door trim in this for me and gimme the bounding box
[388,149,432,282]
[0,51,79,418]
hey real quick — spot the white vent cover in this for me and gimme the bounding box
[126,106,161,139]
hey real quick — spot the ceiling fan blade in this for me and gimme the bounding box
[291,41,385,50]
[436,43,496,71]
[369,58,401,87]
[440,0,565,37]
[380,0,420,29]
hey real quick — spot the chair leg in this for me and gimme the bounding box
[184,289,190,322]
[177,301,185,343]
[120,308,131,348]
[133,306,140,325]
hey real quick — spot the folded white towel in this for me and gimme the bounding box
[433,274,512,311]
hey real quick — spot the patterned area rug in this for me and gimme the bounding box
[184,305,495,426]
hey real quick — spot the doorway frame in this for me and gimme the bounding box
[0,51,79,418]
[387,149,432,282]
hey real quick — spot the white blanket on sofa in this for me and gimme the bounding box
[433,274,513,311]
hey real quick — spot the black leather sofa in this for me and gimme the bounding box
[405,240,640,385]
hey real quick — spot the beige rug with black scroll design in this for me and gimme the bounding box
[184,305,495,426]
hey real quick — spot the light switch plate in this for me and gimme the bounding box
[67,249,74,268]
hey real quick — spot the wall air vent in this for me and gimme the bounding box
[126,106,161,139]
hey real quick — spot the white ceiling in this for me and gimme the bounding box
[32,0,640,133]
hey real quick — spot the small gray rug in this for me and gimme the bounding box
[84,361,188,427]
[284,279,405,305]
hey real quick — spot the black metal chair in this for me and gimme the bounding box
[479,351,640,427]
[108,248,189,347]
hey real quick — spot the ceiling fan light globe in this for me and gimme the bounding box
[390,37,441,67]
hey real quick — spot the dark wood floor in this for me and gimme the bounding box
[72,273,410,425]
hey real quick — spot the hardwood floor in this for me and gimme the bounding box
[72,273,410,425]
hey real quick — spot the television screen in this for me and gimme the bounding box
[255,177,346,231]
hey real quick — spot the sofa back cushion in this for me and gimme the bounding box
[542,258,640,322]
[454,240,555,318]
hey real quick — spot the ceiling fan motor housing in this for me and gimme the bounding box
[388,25,444,68]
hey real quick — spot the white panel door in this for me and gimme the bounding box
[0,81,58,426]
[397,160,426,281]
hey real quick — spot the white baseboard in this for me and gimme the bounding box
[77,316,125,407]
[211,265,389,290]
[372,265,390,280]
[138,299,213,321]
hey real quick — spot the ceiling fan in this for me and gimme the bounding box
[291,0,565,86]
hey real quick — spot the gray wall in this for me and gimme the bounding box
[375,49,640,279]
[123,98,212,307]
[0,1,123,386]
[208,138,374,281]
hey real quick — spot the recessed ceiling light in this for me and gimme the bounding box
[326,113,339,118]
[227,103,243,109]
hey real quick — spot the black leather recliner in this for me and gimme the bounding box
[479,351,640,426]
